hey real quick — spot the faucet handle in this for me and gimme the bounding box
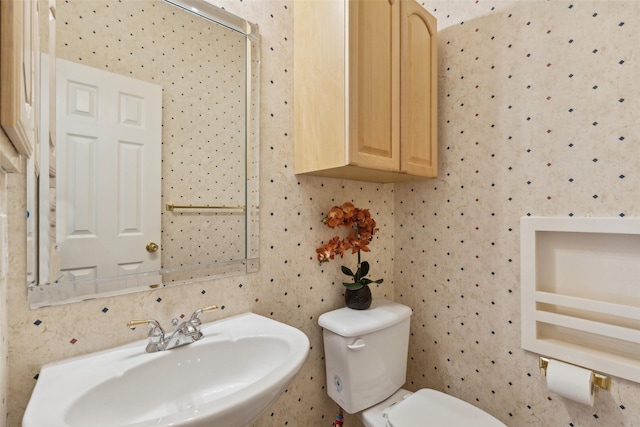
[127,319,153,329]
[127,319,165,335]
[201,304,219,313]
[128,320,166,353]
[189,305,219,323]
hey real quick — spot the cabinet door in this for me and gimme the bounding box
[348,0,400,172]
[0,0,39,159]
[400,0,437,177]
[293,0,347,175]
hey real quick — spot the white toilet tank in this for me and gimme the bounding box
[318,299,412,414]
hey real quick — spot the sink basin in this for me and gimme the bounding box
[23,312,310,427]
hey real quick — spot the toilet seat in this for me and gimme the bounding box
[385,389,507,427]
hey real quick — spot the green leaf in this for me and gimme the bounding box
[359,261,370,278]
[374,278,384,284]
[343,282,365,291]
[341,265,354,277]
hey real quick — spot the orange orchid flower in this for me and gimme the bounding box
[316,202,383,290]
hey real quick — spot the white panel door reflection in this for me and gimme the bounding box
[56,58,162,284]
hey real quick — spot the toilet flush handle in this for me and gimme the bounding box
[347,338,366,351]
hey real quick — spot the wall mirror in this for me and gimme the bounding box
[26,0,260,308]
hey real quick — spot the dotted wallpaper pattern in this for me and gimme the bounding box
[396,1,640,427]
[4,1,640,427]
[0,172,8,427]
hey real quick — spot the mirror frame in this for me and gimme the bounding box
[26,0,260,308]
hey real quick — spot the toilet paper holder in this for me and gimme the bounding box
[539,357,611,391]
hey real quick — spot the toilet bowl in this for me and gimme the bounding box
[319,299,506,427]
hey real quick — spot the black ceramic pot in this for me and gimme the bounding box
[345,286,372,310]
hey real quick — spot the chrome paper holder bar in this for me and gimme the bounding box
[166,203,246,211]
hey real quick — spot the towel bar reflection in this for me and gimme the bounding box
[165,204,246,211]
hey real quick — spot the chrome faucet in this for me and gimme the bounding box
[127,305,219,352]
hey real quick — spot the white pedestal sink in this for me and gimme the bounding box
[23,312,310,427]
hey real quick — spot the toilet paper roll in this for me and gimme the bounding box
[546,359,595,406]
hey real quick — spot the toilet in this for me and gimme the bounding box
[318,299,507,427]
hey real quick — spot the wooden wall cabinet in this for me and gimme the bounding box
[294,0,437,183]
[1,0,40,164]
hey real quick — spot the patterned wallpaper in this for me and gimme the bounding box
[0,170,8,427]
[396,1,640,426]
[4,1,640,427]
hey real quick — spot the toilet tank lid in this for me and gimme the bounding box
[318,299,412,337]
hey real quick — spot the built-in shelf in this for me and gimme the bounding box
[521,217,640,383]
